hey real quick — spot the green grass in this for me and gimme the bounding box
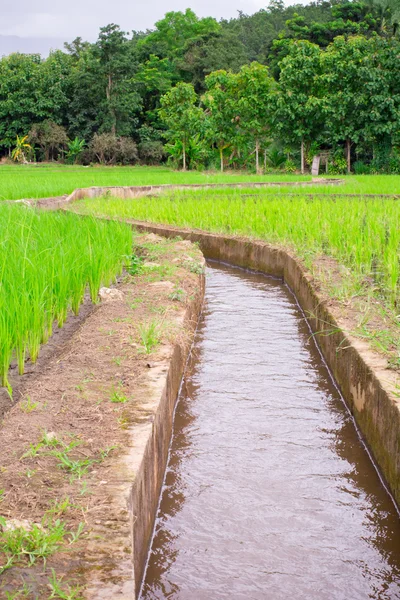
[0,204,132,392]
[0,164,307,200]
[2,164,400,200]
[74,189,400,367]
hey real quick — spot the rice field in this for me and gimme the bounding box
[2,163,400,200]
[0,164,306,200]
[74,189,400,329]
[0,204,132,392]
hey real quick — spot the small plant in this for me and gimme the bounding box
[47,569,84,599]
[138,320,161,354]
[52,450,95,481]
[66,137,86,165]
[0,516,68,571]
[126,254,143,275]
[112,356,122,366]
[184,260,204,275]
[169,286,185,302]
[20,396,39,413]
[11,135,32,163]
[99,445,118,460]
[110,389,129,404]
[47,497,72,517]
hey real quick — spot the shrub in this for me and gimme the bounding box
[29,121,68,161]
[138,141,165,165]
[88,134,138,165]
[117,137,138,165]
[353,160,370,175]
[283,159,296,173]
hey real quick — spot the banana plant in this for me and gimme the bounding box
[11,135,32,163]
[66,137,86,164]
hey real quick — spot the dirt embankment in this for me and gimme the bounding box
[0,233,204,599]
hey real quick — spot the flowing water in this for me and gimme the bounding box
[141,262,400,600]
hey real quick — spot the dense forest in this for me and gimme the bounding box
[1,0,400,173]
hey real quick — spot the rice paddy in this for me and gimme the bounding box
[0,164,305,201]
[2,163,400,200]
[0,204,132,392]
[73,189,400,366]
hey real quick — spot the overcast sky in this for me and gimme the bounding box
[0,0,298,41]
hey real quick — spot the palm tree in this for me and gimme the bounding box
[365,0,400,36]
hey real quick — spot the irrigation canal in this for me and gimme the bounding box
[140,262,400,599]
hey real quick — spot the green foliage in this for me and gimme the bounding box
[0,205,132,392]
[79,190,400,313]
[1,2,400,171]
[159,83,204,170]
[11,135,32,163]
[265,148,286,168]
[66,138,86,164]
[29,120,69,162]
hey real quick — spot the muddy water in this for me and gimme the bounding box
[141,262,400,600]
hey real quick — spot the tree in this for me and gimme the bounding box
[94,24,141,135]
[319,36,371,172]
[159,82,204,170]
[234,62,275,173]
[29,120,68,161]
[202,70,238,171]
[273,40,322,173]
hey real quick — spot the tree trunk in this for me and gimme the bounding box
[255,139,260,174]
[346,139,351,173]
[182,140,186,171]
[220,147,224,173]
[264,149,267,171]
[301,137,305,175]
[107,73,116,135]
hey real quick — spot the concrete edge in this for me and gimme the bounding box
[129,280,205,597]
[123,219,400,511]
[14,178,343,209]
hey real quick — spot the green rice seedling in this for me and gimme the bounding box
[0,204,132,393]
[76,191,400,313]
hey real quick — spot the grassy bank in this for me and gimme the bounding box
[73,190,400,369]
[0,204,132,392]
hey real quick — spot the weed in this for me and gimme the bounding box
[112,356,122,366]
[99,445,118,460]
[52,450,95,481]
[184,260,204,275]
[138,319,162,354]
[110,389,129,404]
[47,497,72,518]
[47,569,83,600]
[169,286,185,302]
[126,254,143,276]
[20,396,39,413]
[0,515,68,571]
